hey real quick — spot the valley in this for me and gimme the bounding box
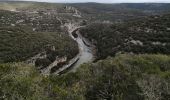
[0,1,170,100]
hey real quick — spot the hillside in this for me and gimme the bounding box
[0,1,170,100]
[80,14,170,60]
[0,5,79,70]
[69,3,170,12]
[0,1,63,11]
[1,2,170,22]
[0,27,78,63]
[68,3,170,21]
[0,54,169,99]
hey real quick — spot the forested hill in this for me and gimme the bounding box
[69,3,170,12]
[80,13,170,60]
[67,3,170,21]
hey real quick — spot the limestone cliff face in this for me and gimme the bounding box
[64,6,82,17]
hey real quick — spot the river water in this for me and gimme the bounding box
[53,24,94,75]
[70,30,94,72]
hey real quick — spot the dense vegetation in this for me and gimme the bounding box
[69,3,170,21]
[0,10,78,63]
[0,1,64,11]
[0,54,170,99]
[69,3,170,13]
[0,2,82,71]
[0,10,62,32]
[80,14,170,60]
[0,2,170,100]
[0,26,78,63]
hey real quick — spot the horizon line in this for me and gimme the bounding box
[1,0,170,3]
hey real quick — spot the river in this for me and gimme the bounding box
[54,24,95,75]
[70,28,94,72]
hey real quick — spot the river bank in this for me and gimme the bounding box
[54,23,95,75]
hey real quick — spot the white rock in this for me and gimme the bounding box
[11,24,15,26]
[130,40,143,46]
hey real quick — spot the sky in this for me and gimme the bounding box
[7,0,170,3]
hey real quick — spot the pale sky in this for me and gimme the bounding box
[18,0,170,3]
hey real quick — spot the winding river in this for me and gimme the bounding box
[54,23,95,75]
[26,23,95,75]
[70,28,94,72]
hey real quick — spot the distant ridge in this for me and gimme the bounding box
[0,0,18,1]
[0,0,170,3]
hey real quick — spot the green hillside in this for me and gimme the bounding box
[0,7,78,64]
[0,54,169,99]
[80,14,170,60]
[0,1,64,11]
[0,2,170,100]
[69,3,170,13]
[0,26,78,63]
[68,3,170,21]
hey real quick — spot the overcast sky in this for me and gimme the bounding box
[17,0,170,3]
